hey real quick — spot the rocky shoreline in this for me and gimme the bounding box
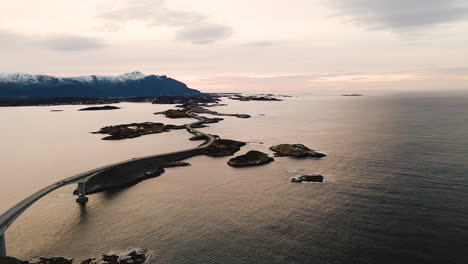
[79,105,121,111]
[0,249,149,264]
[270,144,326,158]
[227,151,274,167]
[92,122,185,140]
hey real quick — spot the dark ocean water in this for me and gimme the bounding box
[2,91,468,263]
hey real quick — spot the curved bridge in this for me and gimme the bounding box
[0,111,215,257]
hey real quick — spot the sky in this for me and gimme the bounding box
[1,0,468,92]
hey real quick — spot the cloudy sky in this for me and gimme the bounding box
[1,0,468,92]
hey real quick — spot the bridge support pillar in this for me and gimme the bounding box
[0,232,6,257]
[76,182,88,204]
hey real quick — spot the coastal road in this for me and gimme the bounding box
[0,110,215,257]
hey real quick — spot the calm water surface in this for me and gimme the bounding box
[1,92,468,264]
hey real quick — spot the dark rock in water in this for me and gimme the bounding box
[152,95,220,106]
[269,144,326,158]
[189,124,208,128]
[92,122,185,140]
[291,174,324,183]
[3,249,149,264]
[84,249,147,264]
[229,95,282,101]
[228,150,274,167]
[190,106,251,119]
[342,94,363,96]
[102,255,119,264]
[125,250,146,264]
[80,259,95,264]
[203,117,224,124]
[29,257,73,264]
[0,257,29,264]
[201,139,246,157]
[154,109,191,118]
[79,105,120,111]
[189,134,207,141]
[162,161,191,168]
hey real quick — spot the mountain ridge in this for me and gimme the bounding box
[0,71,201,98]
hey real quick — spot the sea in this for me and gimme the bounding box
[1,91,467,264]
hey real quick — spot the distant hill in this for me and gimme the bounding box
[0,71,201,98]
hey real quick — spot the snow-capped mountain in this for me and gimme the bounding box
[0,71,201,98]
[69,71,148,83]
[0,71,147,84]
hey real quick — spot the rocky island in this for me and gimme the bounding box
[342,94,363,96]
[92,122,185,140]
[154,109,193,119]
[227,150,274,167]
[191,106,251,118]
[291,174,325,183]
[201,139,246,157]
[229,94,282,101]
[270,144,326,158]
[78,105,121,111]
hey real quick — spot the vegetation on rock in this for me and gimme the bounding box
[92,122,184,140]
[269,144,326,158]
[201,139,246,157]
[227,150,274,167]
[78,105,120,111]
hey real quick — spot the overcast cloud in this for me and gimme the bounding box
[38,34,107,51]
[327,0,468,31]
[97,0,234,44]
[0,0,467,91]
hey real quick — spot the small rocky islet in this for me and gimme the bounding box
[78,105,121,111]
[228,94,282,101]
[341,94,363,96]
[154,109,192,119]
[201,139,246,157]
[92,122,185,140]
[291,174,325,183]
[269,144,326,158]
[227,150,274,167]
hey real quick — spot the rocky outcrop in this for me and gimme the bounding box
[189,134,208,141]
[201,139,246,157]
[229,95,282,101]
[191,107,251,119]
[78,105,120,111]
[74,160,192,195]
[81,249,147,264]
[92,122,185,140]
[28,258,73,264]
[291,174,325,183]
[1,249,149,264]
[342,94,363,96]
[152,95,221,106]
[154,109,192,119]
[269,144,326,158]
[227,151,274,167]
[0,256,29,264]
